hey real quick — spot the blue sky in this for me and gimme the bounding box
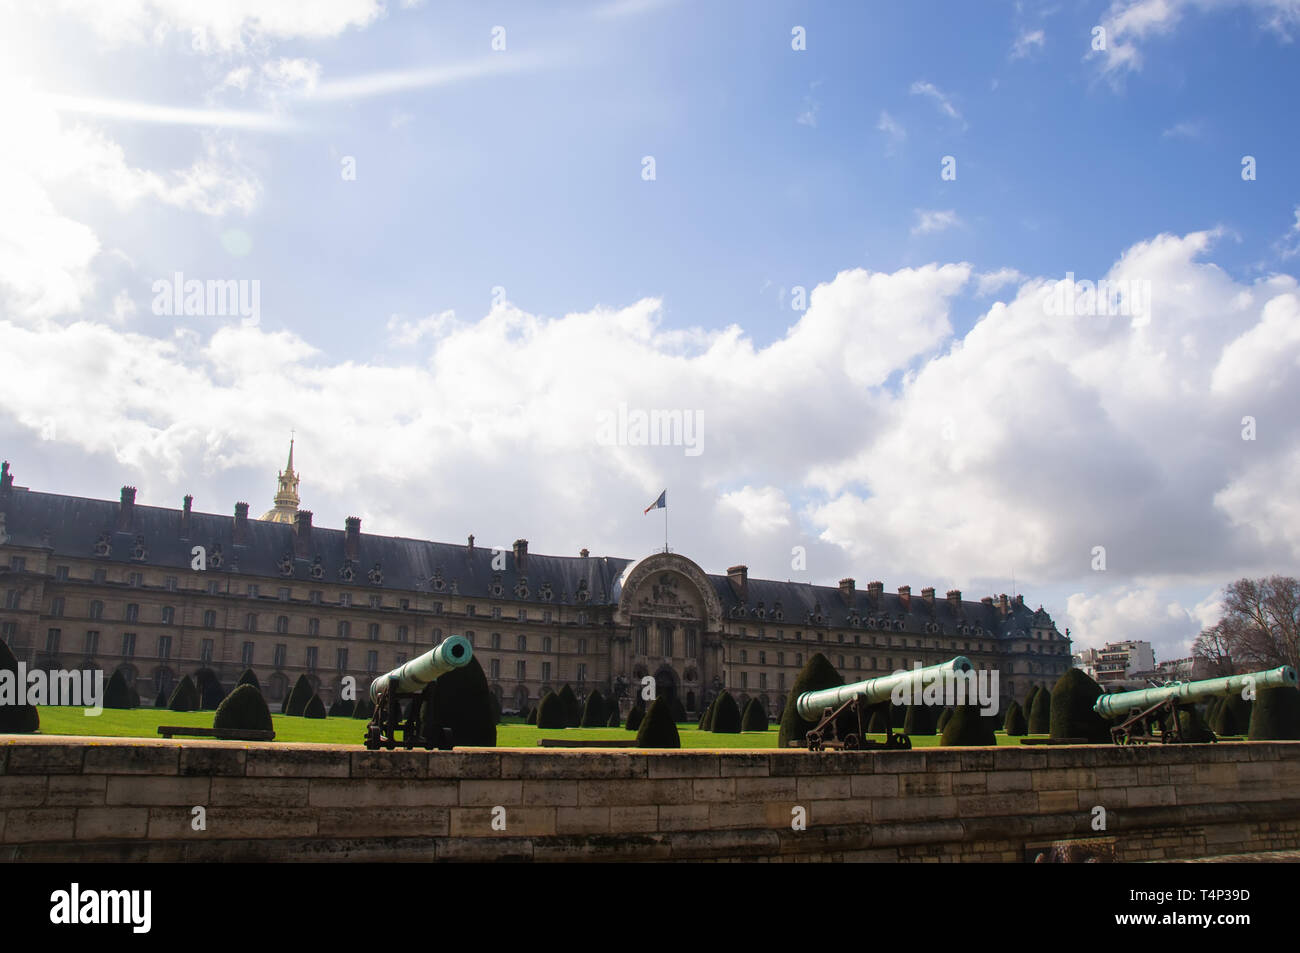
[1,0,1299,664]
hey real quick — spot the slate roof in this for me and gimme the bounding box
[0,481,1057,641]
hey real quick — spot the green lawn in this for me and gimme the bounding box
[26,707,1043,748]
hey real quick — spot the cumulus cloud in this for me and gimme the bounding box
[912,209,962,236]
[877,110,906,153]
[718,486,794,536]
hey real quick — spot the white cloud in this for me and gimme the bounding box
[909,80,966,128]
[386,310,458,347]
[1063,586,1209,660]
[1161,119,1203,138]
[1010,28,1046,59]
[912,209,962,236]
[877,110,906,153]
[306,54,551,102]
[976,268,1024,296]
[718,486,793,536]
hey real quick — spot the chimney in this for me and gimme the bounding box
[180,495,193,537]
[117,486,137,530]
[727,565,748,603]
[981,596,995,609]
[946,589,962,614]
[513,539,528,572]
[0,461,12,494]
[898,585,911,612]
[580,548,589,559]
[921,586,935,607]
[838,578,855,606]
[294,510,314,558]
[999,593,1010,616]
[345,516,361,560]
[1014,593,1024,607]
[467,534,474,554]
[233,502,249,544]
[866,580,884,608]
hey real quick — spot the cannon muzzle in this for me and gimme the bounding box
[369,636,473,703]
[1093,665,1297,718]
[795,656,974,721]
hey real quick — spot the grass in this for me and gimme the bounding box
[25,707,1046,748]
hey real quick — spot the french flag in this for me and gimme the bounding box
[644,490,666,514]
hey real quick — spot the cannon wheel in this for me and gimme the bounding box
[806,730,824,752]
[843,733,859,750]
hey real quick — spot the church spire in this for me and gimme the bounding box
[260,435,302,523]
[286,433,295,476]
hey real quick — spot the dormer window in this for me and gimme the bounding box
[131,535,148,561]
[431,568,446,592]
[209,544,224,569]
[93,533,111,557]
[310,556,324,580]
[367,563,383,586]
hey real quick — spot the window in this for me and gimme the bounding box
[432,628,443,644]
[399,598,410,610]
[577,611,588,625]
[490,658,501,679]
[635,625,648,655]
[433,602,443,614]
[491,632,501,650]
[276,615,289,634]
[339,593,352,607]
[207,580,219,596]
[855,656,861,670]
[125,603,140,623]
[741,650,748,663]
[128,572,142,587]
[466,631,475,645]
[203,610,216,628]
[164,575,177,591]
[248,584,259,599]
[9,556,25,572]
[397,625,409,643]
[779,673,786,690]
[56,565,69,582]
[517,609,526,622]
[796,653,803,667]
[161,606,175,624]
[741,671,748,689]
[760,673,767,689]
[369,595,382,609]
[516,660,526,680]
[576,663,586,685]
[337,648,348,672]
[543,610,552,623]
[578,638,587,655]
[543,637,552,653]
[308,618,320,636]
[395,653,407,665]
[82,630,98,655]
[305,646,317,671]
[200,639,213,663]
[3,590,17,610]
[158,635,172,659]
[0,621,15,643]
[366,650,378,673]
[122,632,137,657]
[367,623,379,641]
[274,644,287,668]
[50,596,65,618]
[339,621,352,639]
[242,641,255,665]
[93,569,106,584]
[778,651,784,665]
[466,605,476,617]
[837,655,844,669]
[517,635,526,652]
[245,613,257,632]
[685,628,697,656]
[310,590,322,604]
[278,587,291,601]
[542,661,551,683]
[45,628,61,653]
[491,606,501,620]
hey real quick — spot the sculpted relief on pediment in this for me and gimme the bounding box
[633,571,701,619]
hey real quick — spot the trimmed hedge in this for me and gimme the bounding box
[1003,700,1027,736]
[635,697,681,748]
[700,694,718,730]
[580,689,608,727]
[903,704,935,736]
[1212,693,1251,736]
[303,694,326,719]
[940,704,997,746]
[1172,705,1214,742]
[195,669,225,710]
[285,674,314,717]
[0,639,39,732]
[352,696,374,719]
[237,669,261,691]
[936,707,952,731]
[671,696,687,723]
[741,697,768,731]
[213,684,273,733]
[710,691,741,733]
[606,709,621,728]
[168,674,200,712]
[557,684,581,727]
[778,653,844,749]
[536,691,566,729]
[419,655,497,747]
[625,704,644,731]
[1022,685,1040,719]
[154,689,167,709]
[867,705,891,734]
[1028,684,1051,733]
[525,705,538,725]
[1049,669,1111,742]
[1248,685,1300,740]
[103,669,134,709]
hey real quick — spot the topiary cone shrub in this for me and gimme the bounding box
[903,703,930,736]
[1003,700,1027,736]
[103,669,133,709]
[710,691,741,733]
[168,674,200,712]
[1249,685,1300,740]
[580,689,608,727]
[335,698,355,718]
[195,669,225,710]
[352,696,374,719]
[1049,669,1111,742]
[670,696,687,723]
[741,697,768,731]
[154,689,167,708]
[1022,685,1040,719]
[635,697,681,748]
[525,705,538,725]
[625,704,644,731]
[285,674,314,717]
[940,704,997,746]
[778,653,844,749]
[303,694,326,719]
[867,704,891,734]
[1028,685,1051,733]
[557,684,581,727]
[936,707,953,732]
[1212,693,1251,736]
[1172,705,1215,742]
[0,640,39,732]
[213,684,273,733]
[419,655,497,747]
[237,668,261,691]
[700,694,718,730]
[536,691,566,729]
[606,709,621,728]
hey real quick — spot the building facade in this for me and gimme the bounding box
[1075,640,1157,690]
[0,457,1073,716]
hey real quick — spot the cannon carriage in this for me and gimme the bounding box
[364,636,474,750]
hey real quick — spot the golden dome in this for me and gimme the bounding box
[260,437,301,523]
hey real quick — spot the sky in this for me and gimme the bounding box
[1,0,1298,667]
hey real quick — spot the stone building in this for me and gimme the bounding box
[0,455,1072,715]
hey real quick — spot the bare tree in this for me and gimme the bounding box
[1192,620,1235,676]
[1194,577,1300,673]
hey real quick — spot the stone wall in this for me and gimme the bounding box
[3,738,1299,861]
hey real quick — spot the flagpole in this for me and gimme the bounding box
[664,501,668,553]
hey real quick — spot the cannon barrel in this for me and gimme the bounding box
[1093,665,1297,718]
[369,636,473,703]
[795,656,974,721]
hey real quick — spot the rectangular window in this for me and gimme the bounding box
[305,646,317,671]
[56,565,70,582]
[339,592,352,607]
[94,569,106,584]
[125,603,139,623]
[337,648,348,672]
[247,584,259,598]
[200,639,213,663]
[3,590,18,610]
[308,618,320,636]
[122,632,136,658]
[158,635,172,659]
[128,572,142,587]
[466,631,475,645]
[576,663,586,685]
[779,673,786,690]
[161,606,175,624]
[369,595,381,609]
[490,658,500,679]
[368,623,379,641]
[366,650,378,673]
[274,644,287,668]
[395,653,407,666]
[310,590,322,604]
[491,632,501,649]
[242,641,254,665]
[740,671,748,689]
[432,628,443,644]
[578,639,587,655]
[491,606,501,620]
[397,625,408,643]
[276,615,288,634]
[796,653,803,667]
[278,587,290,601]
[758,651,766,665]
[338,621,351,639]
[50,596,65,617]
[245,612,257,632]
[517,609,526,622]
[543,610,552,624]
[399,599,409,610]
[165,575,177,591]
[203,610,216,628]
[516,660,526,680]
[45,628,61,653]
[760,673,767,689]
[466,605,476,617]
[433,602,443,615]
[85,631,99,655]
[741,650,748,663]
[10,556,25,572]
[0,621,16,643]
[207,581,219,596]
[541,662,551,683]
